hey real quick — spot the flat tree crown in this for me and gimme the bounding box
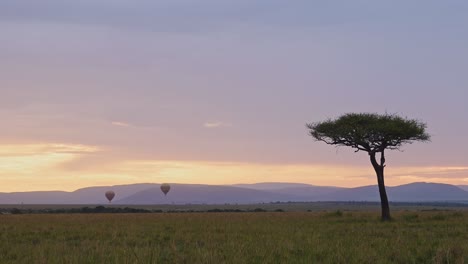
[307,113,430,153]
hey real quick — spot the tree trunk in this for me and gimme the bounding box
[370,152,391,221]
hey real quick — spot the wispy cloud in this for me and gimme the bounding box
[387,167,468,179]
[203,122,233,128]
[0,143,99,156]
[111,121,132,127]
[0,143,101,189]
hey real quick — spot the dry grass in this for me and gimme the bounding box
[1,211,467,263]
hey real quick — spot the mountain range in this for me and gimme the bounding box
[1,182,468,204]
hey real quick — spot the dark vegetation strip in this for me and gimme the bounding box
[2,201,468,214]
[0,206,281,214]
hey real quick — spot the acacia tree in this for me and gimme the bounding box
[307,113,430,221]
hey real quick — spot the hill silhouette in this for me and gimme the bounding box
[1,182,467,204]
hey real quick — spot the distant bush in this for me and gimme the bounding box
[10,208,22,214]
[324,210,343,218]
[207,209,245,213]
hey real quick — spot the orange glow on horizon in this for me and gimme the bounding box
[0,143,467,192]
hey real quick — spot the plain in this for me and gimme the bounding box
[1,210,468,263]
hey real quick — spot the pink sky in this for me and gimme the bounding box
[1,1,467,191]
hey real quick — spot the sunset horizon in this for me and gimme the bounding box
[1,1,467,192]
[1,141,467,192]
[2,2,468,262]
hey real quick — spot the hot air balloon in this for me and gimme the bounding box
[160,183,171,196]
[105,190,115,203]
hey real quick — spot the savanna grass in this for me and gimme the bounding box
[0,211,467,263]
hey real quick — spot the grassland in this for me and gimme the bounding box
[1,210,468,263]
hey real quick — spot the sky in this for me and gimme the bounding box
[1,0,468,192]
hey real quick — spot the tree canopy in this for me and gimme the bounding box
[307,112,430,221]
[307,113,430,154]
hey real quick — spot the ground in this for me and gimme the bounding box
[1,205,468,263]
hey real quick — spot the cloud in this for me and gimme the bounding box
[0,143,100,179]
[0,143,99,156]
[203,122,233,128]
[386,167,468,179]
[111,121,131,127]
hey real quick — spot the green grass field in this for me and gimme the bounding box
[1,211,468,263]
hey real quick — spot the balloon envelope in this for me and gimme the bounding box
[105,191,115,202]
[160,183,171,196]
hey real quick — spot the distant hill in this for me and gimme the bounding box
[0,191,70,204]
[231,183,344,199]
[267,186,345,198]
[320,182,468,202]
[1,182,467,204]
[318,185,378,201]
[389,182,468,201]
[116,184,306,204]
[232,182,319,190]
[72,183,159,203]
[0,183,158,204]
[458,185,468,192]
